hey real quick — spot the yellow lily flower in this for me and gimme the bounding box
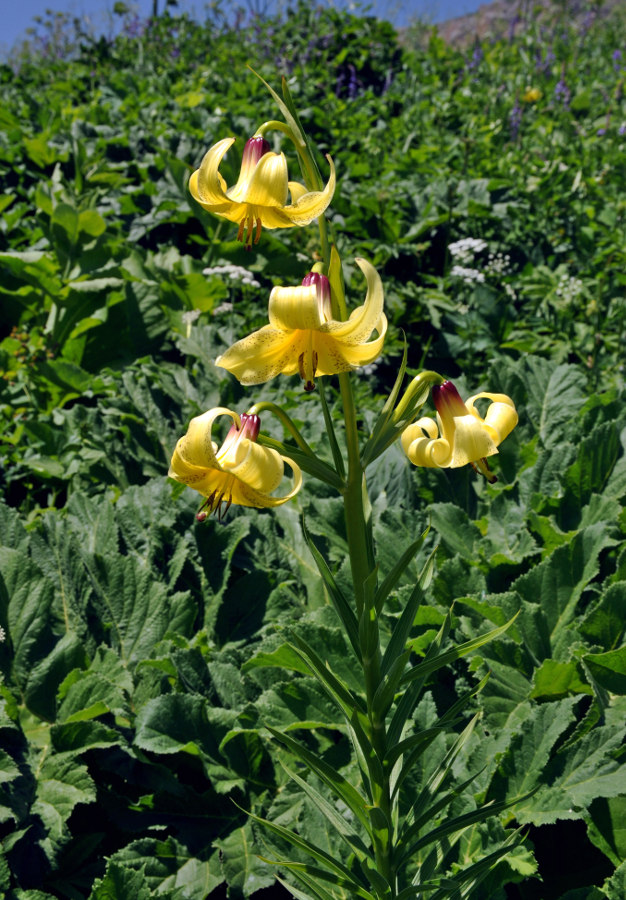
[215,258,387,391]
[189,135,336,248]
[401,381,518,482]
[168,408,302,520]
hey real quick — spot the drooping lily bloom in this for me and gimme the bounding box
[215,258,387,391]
[401,381,518,482]
[189,135,336,248]
[169,407,302,520]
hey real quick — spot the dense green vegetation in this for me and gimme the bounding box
[0,2,625,898]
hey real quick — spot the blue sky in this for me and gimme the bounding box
[1,0,484,57]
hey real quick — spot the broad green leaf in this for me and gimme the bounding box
[134,694,233,763]
[603,859,626,900]
[242,644,312,677]
[580,582,626,651]
[256,677,348,731]
[586,796,626,868]
[522,359,586,447]
[583,648,626,695]
[511,523,617,660]
[502,698,626,824]
[89,860,152,900]
[213,823,276,897]
[33,752,96,865]
[530,659,592,700]
[84,554,195,664]
[428,504,481,561]
[107,837,224,898]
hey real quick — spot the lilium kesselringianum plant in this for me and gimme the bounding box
[215,258,387,390]
[401,380,518,482]
[168,408,302,520]
[189,135,335,247]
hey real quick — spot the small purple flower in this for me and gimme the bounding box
[467,45,483,71]
[619,124,626,136]
[555,79,571,108]
[596,128,606,136]
[613,49,623,71]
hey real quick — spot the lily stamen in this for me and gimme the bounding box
[471,458,498,483]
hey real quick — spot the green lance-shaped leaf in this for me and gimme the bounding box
[405,833,523,900]
[401,613,520,687]
[277,870,339,900]
[361,340,409,469]
[371,650,411,724]
[392,715,478,828]
[259,434,343,489]
[395,713,479,814]
[279,761,388,895]
[396,796,522,870]
[387,612,451,748]
[317,375,346,481]
[380,547,438,678]
[286,633,379,787]
[302,518,360,657]
[386,678,491,800]
[375,531,432,618]
[359,568,381,662]
[275,862,378,900]
[266,726,372,835]
[288,632,368,722]
[242,806,375,900]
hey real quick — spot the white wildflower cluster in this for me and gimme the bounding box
[213,302,234,315]
[0,625,5,642]
[555,274,584,303]
[486,251,512,275]
[181,309,201,327]
[448,237,487,265]
[203,263,261,288]
[450,265,486,284]
[504,283,517,300]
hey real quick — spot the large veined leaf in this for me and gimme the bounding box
[213,823,276,898]
[83,553,196,665]
[31,751,97,865]
[497,697,626,825]
[520,358,587,448]
[510,523,617,661]
[104,837,224,899]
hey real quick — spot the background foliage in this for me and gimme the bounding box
[1,1,625,898]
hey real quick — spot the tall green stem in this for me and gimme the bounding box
[338,369,394,893]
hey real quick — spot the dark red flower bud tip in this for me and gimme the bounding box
[239,413,261,441]
[243,135,271,167]
[432,380,467,417]
[304,380,316,393]
[196,510,208,522]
